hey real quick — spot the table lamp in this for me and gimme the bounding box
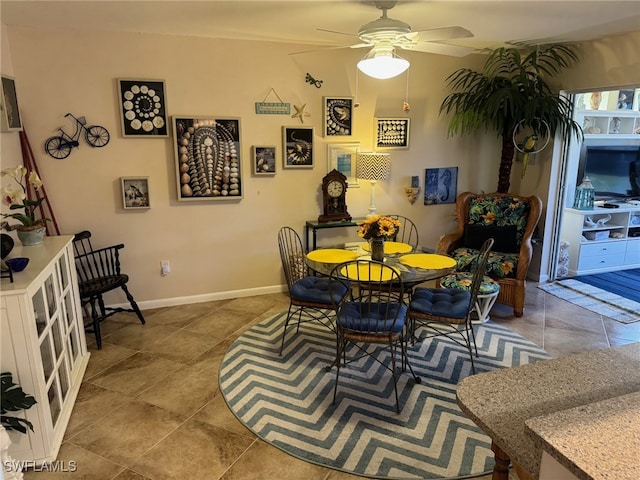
[357,152,391,216]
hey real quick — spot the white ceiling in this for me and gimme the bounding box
[1,0,640,55]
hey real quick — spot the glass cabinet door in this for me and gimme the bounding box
[32,247,79,429]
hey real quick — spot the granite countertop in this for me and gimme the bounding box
[525,391,640,480]
[456,343,640,479]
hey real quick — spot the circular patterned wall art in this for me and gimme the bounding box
[118,79,168,137]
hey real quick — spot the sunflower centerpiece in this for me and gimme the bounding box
[357,215,401,262]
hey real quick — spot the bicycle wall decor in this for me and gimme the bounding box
[45,113,110,159]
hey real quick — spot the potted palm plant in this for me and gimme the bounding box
[1,372,37,478]
[1,371,36,434]
[440,44,583,193]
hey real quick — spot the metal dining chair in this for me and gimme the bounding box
[407,238,494,374]
[387,214,419,249]
[328,259,421,413]
[277,226,349,355]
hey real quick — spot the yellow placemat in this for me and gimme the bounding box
[306,249,359,263]
[340,263,397,281]
[398,254,456,270]
[362,241,413,255]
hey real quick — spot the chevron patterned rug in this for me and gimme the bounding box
[219,312,550,480]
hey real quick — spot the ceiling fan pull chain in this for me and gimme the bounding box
[403,68,410,112]
[354,67,360,108]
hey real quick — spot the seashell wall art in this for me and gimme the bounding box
[375,117,410,149]
[173,116,243,201]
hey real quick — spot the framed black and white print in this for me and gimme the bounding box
[253,146,276,175]
[1,75,22,132]
[282,126,314,169]
[323,97,353,137]
[328,143,359,187]
[118,79,168,137]
[173,116,243,201]
[375,117,410,149]
[424,167,458,205]
[121,177,150,209]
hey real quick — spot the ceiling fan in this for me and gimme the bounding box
[306,1,474,78]
[320,1,474,56]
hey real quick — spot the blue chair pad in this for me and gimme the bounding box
[338,302,407,334]
[291,276,348,304]
[409,288,471,319]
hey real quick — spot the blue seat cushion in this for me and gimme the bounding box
[409,287,471,319]
[338,302,407,334]
[291,276,348,304]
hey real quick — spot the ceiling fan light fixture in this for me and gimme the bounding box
[357,48,409,79]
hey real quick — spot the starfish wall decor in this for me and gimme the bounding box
[291,104,311,124]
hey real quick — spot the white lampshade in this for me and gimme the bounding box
[357,152,391,181]
[357,48,409,80]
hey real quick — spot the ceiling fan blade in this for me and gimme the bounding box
[399,42,476,57]
[409,26,474,42]
[289,45,353,55]
[289,43,371,55]
[317,28,359,38]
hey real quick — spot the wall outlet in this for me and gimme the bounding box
[160,260,170,276]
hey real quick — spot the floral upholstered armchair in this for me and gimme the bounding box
[437,192,542,317]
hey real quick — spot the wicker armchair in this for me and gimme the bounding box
[437,192,542,317]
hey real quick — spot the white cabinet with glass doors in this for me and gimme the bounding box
[0,236,89,463]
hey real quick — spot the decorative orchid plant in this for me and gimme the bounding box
[1,165,46,230]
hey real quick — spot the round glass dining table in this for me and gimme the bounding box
[305,241,457,286]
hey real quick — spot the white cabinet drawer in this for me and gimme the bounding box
[578,253,623,271]
[580,241,626,257]
[625,240,640,264]
[626,239,640,253]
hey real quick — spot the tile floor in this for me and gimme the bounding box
[22,283,640,480]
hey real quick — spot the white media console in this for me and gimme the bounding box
[561,203,640,276]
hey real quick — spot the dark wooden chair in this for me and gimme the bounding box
[73,231,145,349]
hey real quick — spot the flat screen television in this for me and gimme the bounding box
[580,145,640,199]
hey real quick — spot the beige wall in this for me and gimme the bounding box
[1,24,638,307]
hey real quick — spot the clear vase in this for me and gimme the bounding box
[16,226,46,246]
[370,237,385,262]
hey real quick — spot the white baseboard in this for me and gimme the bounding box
[109,284,287,310]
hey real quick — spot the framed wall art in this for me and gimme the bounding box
[252,145,276,175]
[121,177,150,209]
[424,167,458,205]
[1,75,22,132]
[323,97,353,137]
[118,79,168,137]
[616,89,634,110]
[327,143,359,187]
[375,117,410,149]
[282,126,314,169]
[173,116,243,201]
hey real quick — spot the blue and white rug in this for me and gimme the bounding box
[539,277,640,324]
[219,312,550,480]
